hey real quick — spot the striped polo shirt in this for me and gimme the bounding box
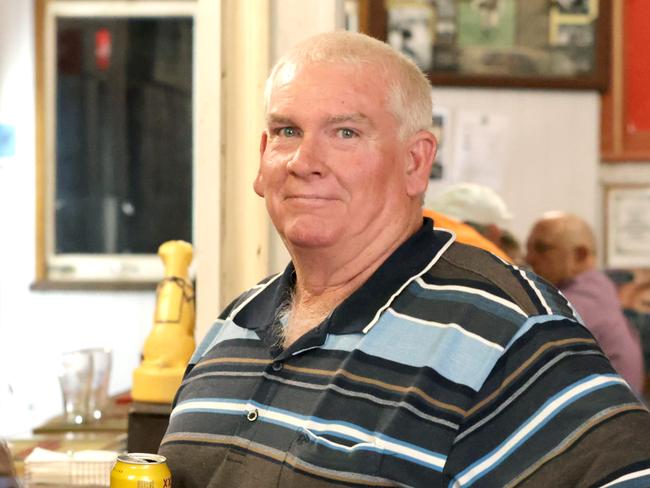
[159,220,650,487]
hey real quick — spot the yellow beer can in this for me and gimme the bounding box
[110,453,172,488]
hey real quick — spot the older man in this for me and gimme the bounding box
[159,32,650,487]
[526,211,645,394]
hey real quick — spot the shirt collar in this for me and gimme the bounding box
[230,218,454,336]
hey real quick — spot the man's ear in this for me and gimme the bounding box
[404,130,437,197]
[253,131,268,197]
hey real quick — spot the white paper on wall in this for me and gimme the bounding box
[450,111,509,192]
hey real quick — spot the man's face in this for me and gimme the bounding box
[525,222,572,286]
[255,62,417,251]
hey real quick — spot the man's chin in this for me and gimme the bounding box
[281,223,339,250]
[285,233,337,250]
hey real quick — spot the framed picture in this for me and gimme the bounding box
[605,185,650,268]
[360,0,610,91]
[430,107,449,180]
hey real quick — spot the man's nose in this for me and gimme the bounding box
[287,135,325,177]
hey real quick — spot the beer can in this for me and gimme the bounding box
[110,453,171,488]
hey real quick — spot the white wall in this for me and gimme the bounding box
[425,87,600,245]
[0,0,155,436]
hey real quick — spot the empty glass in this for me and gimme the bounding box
[59,350,93,424]
[85,348,112,421]
[58,348,112,424]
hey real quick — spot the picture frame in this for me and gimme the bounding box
[605,184,650,268]
[360,0,611,91]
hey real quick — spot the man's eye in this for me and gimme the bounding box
[337,128,357,139]
[279,127,297,137]
[534,242,554,253]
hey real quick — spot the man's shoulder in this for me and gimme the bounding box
[429,240,577,320]
[562,269,622,308]
[567,268,618,295]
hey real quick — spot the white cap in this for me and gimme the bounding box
[430,183,513,227]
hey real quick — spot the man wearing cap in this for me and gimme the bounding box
[422,208,512,262]
[429,182,514,257]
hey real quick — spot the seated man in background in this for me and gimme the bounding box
[160,31,650,487]
[499,228,526,267]
[422,208,512,262]
[428,182,518,262]
[526,211,645,395]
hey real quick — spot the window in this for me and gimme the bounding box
[38,1,196,285]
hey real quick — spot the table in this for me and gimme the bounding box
[7,393,130,482]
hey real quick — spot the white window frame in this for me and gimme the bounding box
[43,0,197,283]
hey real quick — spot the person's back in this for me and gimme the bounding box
[423,208,511,262]
[428,182,513,253]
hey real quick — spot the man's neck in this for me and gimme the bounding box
[281,212,422,347]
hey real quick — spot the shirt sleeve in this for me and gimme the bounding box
[442,314,650,488]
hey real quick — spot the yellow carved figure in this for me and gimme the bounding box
[132,240,196,403]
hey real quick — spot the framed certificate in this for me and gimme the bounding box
[605,185,650,268]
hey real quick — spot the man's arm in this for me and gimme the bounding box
[443,314,650,488]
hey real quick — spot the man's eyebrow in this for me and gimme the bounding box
[265,112,374,127]
[266,114,294,126]
[326,113,372,125]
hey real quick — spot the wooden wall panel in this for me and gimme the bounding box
[602,0,650,161]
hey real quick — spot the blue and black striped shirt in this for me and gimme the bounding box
[160,220,650,487]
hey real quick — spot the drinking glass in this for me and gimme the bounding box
[84,348,112,421]
[58,350,93,424]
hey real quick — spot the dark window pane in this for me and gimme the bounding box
[55,17,193,254]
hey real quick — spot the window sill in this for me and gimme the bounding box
[30,279,158,292]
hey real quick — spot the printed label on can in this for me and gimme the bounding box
[110,453,171,487]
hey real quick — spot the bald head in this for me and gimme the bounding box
[526,212,596,286]
[535,212,596,253]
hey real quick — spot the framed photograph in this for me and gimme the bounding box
[430,107,449,180]
[605,185,650,268]
[360,0,610,91]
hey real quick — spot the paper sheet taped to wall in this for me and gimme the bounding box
[451,111,509,192]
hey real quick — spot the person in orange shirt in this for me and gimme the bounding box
[426,182,523,263]
[423,209,512,262]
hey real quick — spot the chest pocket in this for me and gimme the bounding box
[278,426,396,487]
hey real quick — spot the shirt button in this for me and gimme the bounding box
[246,409,258,422]
[272,361,283,372]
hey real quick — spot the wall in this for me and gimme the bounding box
[0,0,155,435]
[425,87,600,247]
[266,2,600,274]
